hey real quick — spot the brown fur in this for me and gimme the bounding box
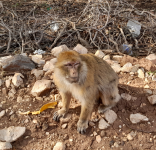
[53,50,120,134]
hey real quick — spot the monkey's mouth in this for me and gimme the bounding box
[68,77,79,83]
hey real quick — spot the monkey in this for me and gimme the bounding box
[53,50,120,134]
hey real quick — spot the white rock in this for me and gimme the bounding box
[12,73,24,87]
[0,110,5,118]
[17,96,23,103]
[0,79,3,86]
[153,89,156,95]
[0,142,12,150]
[111,63,121,73]
[53,142,66,150]
[51,45,69,57]
[98,118,109,129]
[31,55,45,65]
[31,80,51,97]
[152,74,156,81]
[43,58,57,72]
[130,113,148,124]
[0,126,26,142]
[61,124,67,129]
[137,69,144,79]
[146,54,156,63]
[121,93,132,101]
[127,131,136,141]
[112,55,123,62]
[96,135,101,143]
[144,89,152,95]
[0,56,12,67]
[104,110,117,124]
[103,55,110,60]
[144,85,149,88]
[73,44,88,54]
[5,79,12,88]
[95,50,105,58]
[121,62,132,72]
[130,65,139,73]
[147,95,156,105]
[31,69,44,79]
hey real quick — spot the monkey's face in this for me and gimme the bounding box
[63,61,80,83]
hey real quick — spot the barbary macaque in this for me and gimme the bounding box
[53,50,120,134]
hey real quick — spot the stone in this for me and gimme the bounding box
[96,135,101,143]
[73,44,88,54]
[137,69,144,79]
[146,54,156,64]
[93,131,97,136]
[152,74,156,81]
[61,124,67,129]
[120,55,138,66]
[144,89,152,95]
[139,58,156,71]
[2,54,35,72]
[0,110,5,118]
[17,96,23,103]
[89,121,95,127]
[51,45,69,57]
[144,85,149,88]
[127,131,136,141]
[130,113,148,124]
[31,55,45,65]
[0,56,12,67]
[12,73,24,87]
[98,118,109,129]
[121,62,132,72]
[121,93,131,101]
[53,142,66,150]
[43,58,57,72]
[60,114,72,124]
[0,126,26,142]
[5,79,12,88]
[31,80,52,97]
[147,95,156,105]
[0,79,3,86]
[104,110,117,124]
[111,63,121,73]
[130,64,139,73]
[103,55,110,60]
[153,89,156,95]
[31,69,44,79]
[2,88,7,96]
[112,55,123,62]
[100,131,106,137]
[0,142,12,150]
[95,50,105,58]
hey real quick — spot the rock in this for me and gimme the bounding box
[95,50,105,58]
[42,122,49,131]
[104,110,117,124]
[73,44,88,54]
[31,55,45,65]
[144,85,149,88]
[31,80,51,97]
[60,114,72,124]
[0,110,5,118]
[89,121,95,127]
[0,142,12,150]
[121,62,132,72]
[147,95,156,105]
[121,93,131,101]
[120,55,138,66]
[103,55,110,60]
[139,58,156,71]
[100,131,106,137]
[2,88,7,96]
[127,131,136,141]
[98,118,109,129]
[96,135,101,143]
[152,74,156,81]
[0,79,3,86]
[17,96,23,103]
[0,126,26,142]
[153,89,156,95]
[144,89,152,95]
[114,142,119,148]
[146,54,156,64]
[130,64,139,73]
[137,69,144,79]
[51,45,69,57]
[2,55,35,72]
[93,131,97,136]
[62,124,67,129]
[5,79,12,88]
[8,91,14,98]
[130,113,148,124]
[53,142,66,150]
[111,63,121,73]
[43,58,57,72]
[112,55,123,62]
[31,69,44,79]
[12,73,24,87]
[0,56,12,67]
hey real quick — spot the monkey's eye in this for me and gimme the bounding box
[64,63,72,67]
[74,62,80,66]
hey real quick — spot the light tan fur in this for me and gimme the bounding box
[53,50,120,134]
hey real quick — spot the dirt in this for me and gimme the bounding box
[0,0,156,150]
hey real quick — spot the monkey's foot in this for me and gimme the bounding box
[98,104,112,114]
[53,109,67,121]
[77,120,88,134]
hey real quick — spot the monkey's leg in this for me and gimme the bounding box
[77,102,94,134]
[53,92,71,121]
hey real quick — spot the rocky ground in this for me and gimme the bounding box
[0,44,156,150]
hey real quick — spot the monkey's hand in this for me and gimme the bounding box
[53,109,67,121]
[77,120,88,134]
